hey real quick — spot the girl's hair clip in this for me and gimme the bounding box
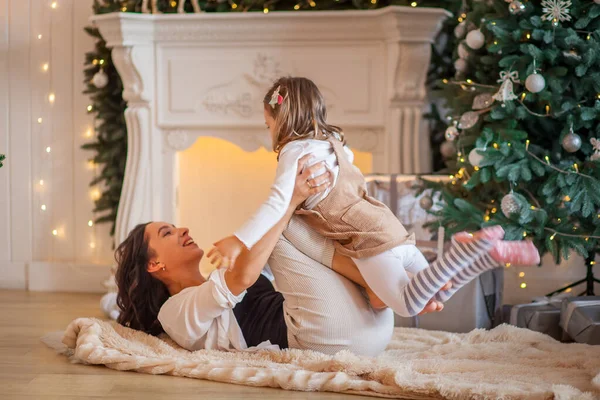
[269,86,284,109]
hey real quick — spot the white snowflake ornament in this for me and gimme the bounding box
[541,0,572,23]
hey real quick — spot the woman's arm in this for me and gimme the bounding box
[210,155,332,296]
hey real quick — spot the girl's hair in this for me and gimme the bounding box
[264,77,345,153]
[115,222,170,336]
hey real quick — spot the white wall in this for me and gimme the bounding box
[0,0,112,291]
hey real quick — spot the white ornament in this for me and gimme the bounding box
[440,140,457,158]
[454,21,467,38]
[458,42,470,60]
[493,70,519,102]
[472,93,495,110]
[541,0,572,23]
[466,30,485,50]
[562,132,581,153]
[445,125,459,141]
[525,73,546,93]
[458,111,480,130]
[501,193,520,217]
[468,148,485,167]
[419,196,434,210]
[92,69,109,88]
[590,138,600,161]
[454,58,469,73]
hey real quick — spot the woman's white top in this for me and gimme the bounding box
[234,138,354,250]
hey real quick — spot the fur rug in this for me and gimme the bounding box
[43,318,600,400]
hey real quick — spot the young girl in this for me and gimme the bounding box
[211,77,540,317]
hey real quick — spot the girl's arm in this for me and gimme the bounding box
[210,155,332,296]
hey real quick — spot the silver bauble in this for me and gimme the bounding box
[454,58,469,73]
[454,21,467,38]
[508,0,525,14]
[92,70,109,88]
[457,42,470,60]
[525,73,545,93]
[440,140,457,158]
[562,132,582,153]
[445,125,459,141]
[468,148,484,167]
[501,193,520,217]
[419,196,434,210]
[466,29,485,50]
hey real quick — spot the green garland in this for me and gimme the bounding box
[83,0,460,237]
[0,154,5,168]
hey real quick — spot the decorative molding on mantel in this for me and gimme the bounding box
[91,7,450,46]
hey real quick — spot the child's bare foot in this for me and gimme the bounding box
[366,288,387,309]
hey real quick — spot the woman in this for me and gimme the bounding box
[115,156,446,356]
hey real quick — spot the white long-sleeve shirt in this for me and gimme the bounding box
[235,138,354,249]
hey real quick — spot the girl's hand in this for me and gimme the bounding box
[291,154,332,208]
[208,235,246,270]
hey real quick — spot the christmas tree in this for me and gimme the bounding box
[0,154,4,168]
[431,0,600,264]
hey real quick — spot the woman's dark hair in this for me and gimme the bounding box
[115,222,170,336]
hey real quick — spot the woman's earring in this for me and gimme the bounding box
[161,266,166,271]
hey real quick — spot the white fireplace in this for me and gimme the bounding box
[92,7,449,245]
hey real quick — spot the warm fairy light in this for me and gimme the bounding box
[461,13,466,18]
[449,175,454,179]
[37,117,43,124]
[597,94,600,99]
[263,7,269,12]
[170,0,177,6]
[48,93,55,103]
[87,105,93,112]
[38,34,42,39]
[232,2,238,8]
[410,1,417,6]
[550,233,556,240]
[545,155,550,164]
[493,143,499,149]
[507,142,511,147]
[585,237,589,241]
[442,79,449,84]
[52,229,58,236]
[491,207,497,213]
[41,204,46,211]
[88,220,94,227]
[121,6,127,11]
[293,3,299,8]
[587,34,591,40]
[574,163,579,172]
[86,128,93,138]
[51,1,57,8]
[522,232,527,237]
[46,146,51,153]
[466,79,473,84]
[42,63,49,71]
[39,179,44,186]
[591,261,597,265]
[521,92,526,100]
[92,59,98,65]
[90,242,96,249]
[474,166,480,171]
[530,205,536,210]
[545,104,550,114]
[494,41,498,45]
[452,180,457,185]
[557,218,561,222]
[484,215,490,222]
[460,157,465,162]
[87,160,95,169]
[564,195,571,202]
[505,263,511,268]
[99,59,105,65]
[492,22,496,25]
[566,288,572,293]
[458,17,464,22]
[310,0,316,5]
[573,226,578,231]
[91,188,101,201]
[526,33,531,39]
[526,139,530,150]
[520,283,527,289]
[519,272,525,278]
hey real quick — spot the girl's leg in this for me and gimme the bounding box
[435,240,540,302]
[354,236,493,317]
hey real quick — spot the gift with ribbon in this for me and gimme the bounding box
[559,296,600,345]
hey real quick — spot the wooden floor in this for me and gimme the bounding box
[0,290,368,400]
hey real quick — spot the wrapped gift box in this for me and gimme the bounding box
[365,174,504,332]
[560,296,600,345]
[504,301,563,340]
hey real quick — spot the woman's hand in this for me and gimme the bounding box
[208,235,245,270]
[291,154,332,209]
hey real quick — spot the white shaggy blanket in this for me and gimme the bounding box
[45,318,600,399]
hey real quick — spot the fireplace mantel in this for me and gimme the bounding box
[92,7,449,244]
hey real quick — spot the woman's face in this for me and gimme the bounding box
[264,106,277,147]
[145,222,204,274]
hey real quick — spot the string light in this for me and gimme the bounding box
[41,204,46,211]
[90,242,96,249]
[91,188,101,201]
[519,272,525,278]
[170,0,177,6]
[39,179,44,186]
[566,288,572,293]
[526,33,531,40]
[263,7,269,13]
[37,117,43,124]
[520,283,527,289]
[51,1,57,8]
[521,92,526,100]
[505,263,511,268]
[88,220,94,227]
[45,146,51,153]
[92,59,98,65]
[410,1,417,6]
[564,195,571,202]
[121,6,127,11]
[493,143,499,149]
[458,17,464,22]
[99,59,105,65]
[310,0,316,6]
[466,79,473,84]
[545,104,550,114]
[232,2,238,8]
[85,128,93,138]
[587,34,591,40]
[550,233,557,240]
[474,166,480,171]
[38,34,42,39]
[87,105,93,112]
[52,229,58,236]
[293,3,299,8]
[491,207,497,213]
[42,63,49,72]
[522,232,527,237]
[48,93,55,103]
